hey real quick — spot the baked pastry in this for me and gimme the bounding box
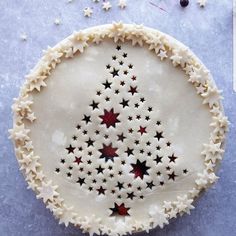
[9,23,229,235]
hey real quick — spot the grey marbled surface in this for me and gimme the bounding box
[0,0,235,235]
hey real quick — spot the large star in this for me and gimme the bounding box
[99,108,120,128]
[99,143,118,162]
[110,203,130,216]
[130,160,150,179]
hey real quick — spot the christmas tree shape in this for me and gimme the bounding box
[55,44,188,216]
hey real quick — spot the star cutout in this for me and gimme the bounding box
[110,203,130,216]
[102,80,112,89]
[127,192,135,200]
[85,138,94,147]
[130,160,150,179]
[154,155,163,164]
[90,100,99,110]
[125,147,134,156]
[110,67,119,77]
[99,108,120,128]
[138,126,147,135]
[74,156,82,165]
[128,86,138,95]
[116,45,121,50]
[120,98,129,108]
[77,177,85,186]
[96,165,104,174]
[117,133,126,142]
[154,131,163,140]
[168,154,178,163]
[99,143,118,162]
[97,186,106,195]
[168,171,177,181]
[147,181,155,189]
[82,115,91,124]
[116,182,124,190]
[66,145,75,154]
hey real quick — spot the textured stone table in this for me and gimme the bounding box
[0,0,235,235]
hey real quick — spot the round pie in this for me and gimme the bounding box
[9,23,229,235]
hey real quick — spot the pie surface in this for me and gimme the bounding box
[9,23,228,235]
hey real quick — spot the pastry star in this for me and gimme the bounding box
[9,124,30,142]
[26,112,36,122]
[23,140,34,151]
[81,215,101,236]
[71,32,89,53]
[196,84,206,94]
[202,87,222,108]
[148,205,168,228]
[54,18,61,25]
[59,205,77,227]
[158,50,168,60]
[210,114,229,135]
[37,180,59,203]
[19,153,41,174]
[201,141,224,163]
[175,195,194,214]
[198,0,207,7]
[118,0,127,9]
[102,1,112,11]
[20,33,27,41]
[83,7,93,17]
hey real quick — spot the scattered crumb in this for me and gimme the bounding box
[83,7,93,17]
[54,18,62,25]
[118,0,127,9]
[20,33,27,41]
[197,0,207,7]
[102,1,112,11]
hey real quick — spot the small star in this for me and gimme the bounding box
[140,97,145,102]
[128,116,132,121]
[147,181,155,189]
[120,81,125,86]
[77,177,85,186]
[166,166,171,171]
[95,130,100,135]
[118,0,127,9]
[123,53,127,58]
[119,61,124,65]
[74,157,82,165]
[156,121,161,125]
[168,154,178,163]
[96,90,101,96]
[128,64,133,69]
[102,1,112,11]
[123,70,128,75]
[97,186,106,195]
[55,168,60,173]
[138,126,147,135]
[134,103,139,108]
[82,115,91,124]
[117,133,126,142]
[116,182,124,190]
[66,145,75,154]
[110,67,119,77]
[112,55,117,60]
[127,192,135,200]
[90,100,99,110]
[119,98,130,108]
[20,33,27,41]
[128,128,133,133]
[85,138,94,147]
[54,18,61,25]
[128,86,138,95]
[148,107,153,112]
[146,141,151,146]
[131,75,136,81]
[106,64,111,69]
[154,155,163,164]
[76,125,81,129]
[67,172,72,177]
[115,89,119,94]
[140,149,144,154]
[167,142,171,147]
[96,165,104,174]
[134,140,139,145]
[156,146,161,150]
[83,130,87,135]
[136,115,141,119]
[168,171,177,181]
[72,135,77,140]
[105,96,110,102]
[154,131,163,140]
[61,159,65,164]
[145,116,150,121]
[183,169,188,174]
[83,7,93,17]
[125,147,134,156]
[116,45,121,50]
[102,80,112,89]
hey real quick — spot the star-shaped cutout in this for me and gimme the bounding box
[147,181,155,189]
[168,171,177,181]
[117,133,126,142]
[128,86,138,95]
[74,156,82,165]
[130,160,150,179]
[99,143,118,162]
[125,147,134,156]
[102,80,112,89]
[96,165,104,174]
[110,203,130,216]
[99,108,120,128]
[168,154,178,163]
[82,115,91,124]
[66,145,75,154]
[77,177,85,186]
[138,126,147,135]
[127,192,135,200]
[154,131,163,140]
[86,138,94,147]
[120,98,129,108]
[90,100,99,110]
[97,186,106,195]
[154,155,163,164]
[110,67,119,77]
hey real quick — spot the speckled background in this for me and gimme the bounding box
[0,0,235,235]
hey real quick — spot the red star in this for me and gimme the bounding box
[99,143,118,162]
[110,203,130,216]
[74,156,82,165]
[138,126,147,135]
[99,108,120,128]
[130,160,150,179]
[128,86,138,95]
